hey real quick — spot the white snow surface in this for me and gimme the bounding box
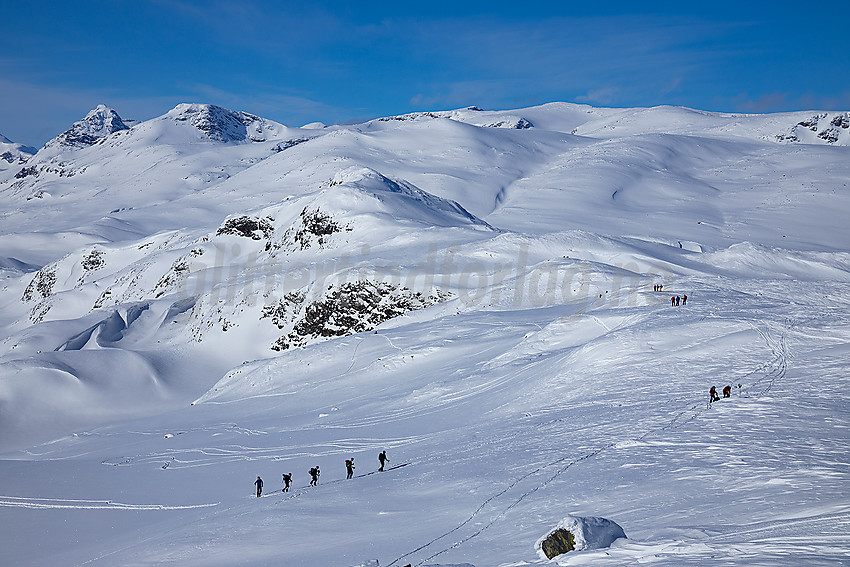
[0,132,35,171]
[0,101,849,566]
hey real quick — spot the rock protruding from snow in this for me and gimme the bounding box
[216,215,275,240]
[281,207,347,251]
[776,112,850,145]
[45,105,130,149]
[376,108,533,129]
[536,516,627,559]
[540,528,577,558]
[167,103,283,143]
[263,280,450,351]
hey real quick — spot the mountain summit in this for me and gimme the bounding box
[165,103,284,143]
[44,104,130,149]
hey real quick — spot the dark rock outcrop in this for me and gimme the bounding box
[541,528,577,559]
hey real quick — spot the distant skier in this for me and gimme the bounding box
[255,476,263,497]
[675,296,681,306]
[671,296,676,306]
[682,294,687,305]
[378,450,389,472]
[282,473,292,492]
[659,284,663,292]
[309,466,320,486]
[345,458,355,479]
[723,385,732,398]
[709,386,720,403]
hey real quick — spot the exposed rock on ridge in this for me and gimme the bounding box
[45,104,130,149]
[168,103,282,142]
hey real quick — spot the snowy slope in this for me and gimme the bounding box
[0,132,35,172]
[0,101,849,566]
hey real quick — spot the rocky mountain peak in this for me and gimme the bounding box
[167,103,282,143]
[45,104,130,149]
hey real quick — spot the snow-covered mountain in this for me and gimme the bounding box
[0,132,35,171]
[42,104,132,150]
[1,101,849,567]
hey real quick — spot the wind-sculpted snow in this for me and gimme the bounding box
[0,100,849,566]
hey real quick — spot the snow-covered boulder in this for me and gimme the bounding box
[536,515,626,560]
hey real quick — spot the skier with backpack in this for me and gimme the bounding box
[723,385,732,398]
[255,476,263,497]
[378,450,389,472]
[709,386,720,403]
[309,466,320,486]
[345,458,355,479]
[282,473,292,492]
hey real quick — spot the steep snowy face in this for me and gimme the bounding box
[43,104,130,149]
[165,103,284,142]
[322,167,494,230]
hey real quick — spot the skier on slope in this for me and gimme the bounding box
[378,450,389,472]
[309,466,320,486]
[282,473,292,492]
[255,476,264,497]
[723,385,732,398]
[709,386,720,403]
[671,296,676,306]
[682,294,687,305]
[345,458,355,479]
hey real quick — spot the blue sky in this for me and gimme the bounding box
[2,0,848,147]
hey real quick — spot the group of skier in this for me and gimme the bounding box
[653,283,687,306]
[655,284,739,406]
[254,451,389,496]
[709,384,736,403]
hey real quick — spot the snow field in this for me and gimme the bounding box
[0,101,848,565]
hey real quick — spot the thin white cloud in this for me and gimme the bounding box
[390,14,740,111]
[575,87,622,105]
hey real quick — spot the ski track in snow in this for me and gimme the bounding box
[0,495,218,511]
[6,285,806,566]
[385,318,793,566]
